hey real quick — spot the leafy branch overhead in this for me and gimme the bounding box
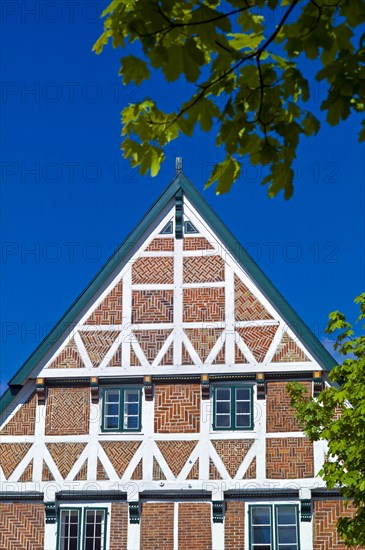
[94,0,365,198]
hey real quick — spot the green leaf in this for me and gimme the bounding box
[120,55,150,85]
[228,32,264,51]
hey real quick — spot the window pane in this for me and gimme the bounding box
[85,510,104,550]
[59,510,79,550]
[125,390,139,403]
[236,388,250,401]
[252,526,271,544]
[236,414,250,427]
[106,403,119,416]
[278,526,297,544]
[105,416,119,430]
[126,403,139,416]
[236,400,250,414]
[105,391,119,403]
[216,388,230,401]
[278,546,297,550]
[126,415,139,429]
[217,401,230,413]
[252,506,271,525]
[216,414,230,427]
[277,505,297,525]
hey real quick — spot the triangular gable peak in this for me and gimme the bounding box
[1,171,336,417]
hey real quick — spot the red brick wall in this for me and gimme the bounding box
[0,502,44,549]
[0,393,36,436]
[45,387,90,435]
[183,255,225,283]
[183,287,225,322]
[313,500,364,550]
[154,384,200,433]
[109,502,128,550]
[225,501,245,549]
[132,257,174,284]
[132,290,173,323]
[141,502,174,549]
[266,381,312,432]
[266,437,314,478]
[178,503,212,550]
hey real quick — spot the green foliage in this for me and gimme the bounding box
[287,293,365,546]
[94,0,365,197]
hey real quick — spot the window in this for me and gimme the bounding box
[213,385,253,430]
[249,504,300,550]
[102,387,141,432]
[58,508,107,550]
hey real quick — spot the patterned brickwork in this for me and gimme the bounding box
[48,338,84,369]
[0,392,36,436]
[186,459,199,480]
[80,330,120,367]
[237,325,277,362]
[157,441,197,477]
[141,503,174,550]
[212,439,254,478]
[184,329,224,363]
[109,503,128,550]
[97,458,109,480]
[209,459,222,479]
[183,237,214,250]
[243,457,256,479]
[225,501,245,550]
[160,343,174,365]
[46,443,86,479]
[19,460,33,482]
[272,331,310,362]
[131,459,143,479]
[266,437,314,478]
[109,345,121,367]
[132,256,174,284]
[133,330,172,364]
[153,457,166,480]
[235,275,273,321]
[132,290,173,323]
[85,280,123,325]
[235,344,248,363]
[42,461,54,481]
[146,237,174,251]
[0,503,44,550]
[100,441,141,478]
[154,384,201,433]
[212,342,225,364]
[183,255,225,283]
[74,460,87,481]
[130,347,141,367]
[313,500,362,550]
[178,503,212,550]
[45,387,90,435]
[266,381,312,432]
[183,287,225,322]
[0,443,31,479]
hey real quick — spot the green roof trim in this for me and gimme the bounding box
[0,171,336,415]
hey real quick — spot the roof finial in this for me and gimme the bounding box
[176,157,183,175]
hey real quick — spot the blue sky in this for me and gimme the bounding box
[1,1,364,393]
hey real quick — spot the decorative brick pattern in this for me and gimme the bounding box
[109,502,128,550]
[266,381,312,432]
[46,443,86,479]
[237,325,278,362]
[313,500,361,550]
[235,344,248,363]
[45,387,90,435]
[74,460,87,480]
[0,443,31,479]
[131,459,143,480]
[132,290,173,323]
[146,237,174,251]
[178,503,212,550]
[184,329,224,363]
[154,384,201,433]
[186,459,199,480]
[212,342,225,364]
[266,437,314,478]
[133,330,172,364]
[183,237,214,250]
[19,460,33,482]
[272,331,310,362]
[209,458,222,479]
[0,503,44,549]
[183,287,225,322]
[157,441,197,477]
[85,280,123,325]
[183,255,225,283]
[212,439,254,478]
[153,457,166,480]
[141,503,174,549]
[42,461,54,481]
[109,345,121,367]
[160,343,174,365]
[235,275,273,321]
[80,330,120,367]
[243,457,256,479]
[130,347,141,367]
[225,501,245,549]
[132,256,174,284]
[97,458,109,480]
[100,441,141,478]
[48,338,84,369]
[0,393,36,436]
